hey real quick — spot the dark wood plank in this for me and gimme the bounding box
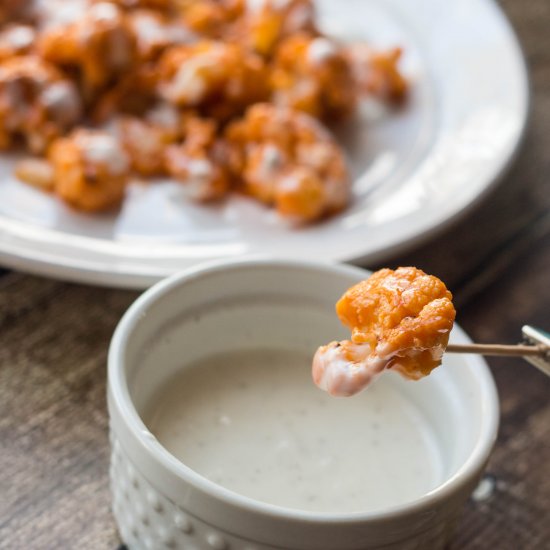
[450,229,550,550]
[0,278,136,548]
[1,232,548,549]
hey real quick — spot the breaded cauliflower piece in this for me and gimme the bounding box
[38,2,137,99]
[49,129,130,212]
[115,103,186,176]
[232,0,317,57]
[270,33,356,120]
[158,41,268,120]
[92,65,161,123]
[225,103,350,222]
[127,9,193,62]
[0,56,81,152]
[313,267,456,396]
[345,45,408,105]
[165,116,232,201]
[178,0,244,39]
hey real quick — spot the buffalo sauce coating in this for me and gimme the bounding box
[4,0,408,220]
[313,267,456,396]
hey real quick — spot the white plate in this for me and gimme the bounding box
[0,0,528,288]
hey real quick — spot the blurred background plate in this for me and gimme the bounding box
[0,0,528,288]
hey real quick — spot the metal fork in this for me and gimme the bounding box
[521,325,550,377]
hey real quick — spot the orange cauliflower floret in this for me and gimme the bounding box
[0,24,36,61]
[0,55,81,152]
[232,0,317,57]
[38,3,138,99]
[337,267,456,378]
[115,103,186,176]
[270,33,356,120]
[49,129,130,212]
[225,103,350,223]
[313,267,456,396]
[165,116,232,201]
[158,41,268,120]
[345,45,408,105]
[179,0,316,57]
[178,0,244,38]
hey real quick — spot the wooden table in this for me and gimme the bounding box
[1,1,549,548]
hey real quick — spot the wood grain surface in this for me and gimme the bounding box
[1,0,549,548]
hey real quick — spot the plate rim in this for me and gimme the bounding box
[0,0,530,288]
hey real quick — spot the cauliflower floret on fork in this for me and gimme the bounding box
[313,267,456,396]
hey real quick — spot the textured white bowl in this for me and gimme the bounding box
[108,258,499,549]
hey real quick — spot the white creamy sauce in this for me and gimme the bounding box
[307,37,337,65]
[3,26,35,50]
[257,144,284,180]
[285,3,314,32]
[167,24,195,46]
[78,134,129,174]
[312,341,397,397]
[123,120,160,153]
[186,158,212,178]
[146,349,443,514]
[170,153,212,178]
[312,342,388,397]
[40,82,81,124]
[132,13,165,44]
[169,153,214,199]
[246,0,268,13]
[246,0,291,14]
[297,142,332,169]
[278,170,304,193]
[146,103,180,130]
[169,60,209,104]
[35,0,87,28]
[89,2,120,23]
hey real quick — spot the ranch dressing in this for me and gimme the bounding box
[146,349,443,514]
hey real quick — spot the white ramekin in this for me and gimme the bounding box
[108,258,499,550]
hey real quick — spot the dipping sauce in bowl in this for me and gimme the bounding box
[145,348,443,514]
[108,258,499,549]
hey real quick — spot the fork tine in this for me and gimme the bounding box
[522,325,550,377]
